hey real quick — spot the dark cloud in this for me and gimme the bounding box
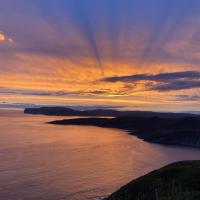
[103,71,200,82]
[0,87,110,97]
[102,71,200,91]
[153,80,200,91]
[175,95,200,101]
[0,87,70,96]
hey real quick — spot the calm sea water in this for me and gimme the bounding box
[1,109,200,200]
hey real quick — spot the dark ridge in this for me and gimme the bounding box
[105,161,200,200]
[24,107,199,118]
[48,116,200,148]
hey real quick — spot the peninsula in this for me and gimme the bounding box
[48,116,200,148]
[25,107,200,148]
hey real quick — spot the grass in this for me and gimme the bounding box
[106,161,200,200]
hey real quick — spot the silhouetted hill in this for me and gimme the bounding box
[24,107,120,116]
[24,107,199,118]
[105,161,200,200]
[49,116,200,148]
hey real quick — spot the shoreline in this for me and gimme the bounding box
[48,116,200,149]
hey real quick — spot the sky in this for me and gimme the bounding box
[0,0,200,111]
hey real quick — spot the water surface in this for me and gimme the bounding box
[0,109,200,200]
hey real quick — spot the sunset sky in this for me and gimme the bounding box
[0,0,200,111]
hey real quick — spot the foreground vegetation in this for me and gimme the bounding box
[105,161,200,200]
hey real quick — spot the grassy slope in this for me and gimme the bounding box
[106,161,200,200]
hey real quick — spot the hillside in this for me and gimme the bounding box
[105,161,200,200]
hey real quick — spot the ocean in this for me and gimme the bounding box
[0,109,200,200]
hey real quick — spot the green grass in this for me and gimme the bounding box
[106,161,200,200]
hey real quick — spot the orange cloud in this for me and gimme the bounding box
[0,32,5,41]
[0,32,13,43]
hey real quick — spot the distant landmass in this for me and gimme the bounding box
[48,116,200,148]
[25,107,200,148]
[24,107,199,118]
[104,161,200,200]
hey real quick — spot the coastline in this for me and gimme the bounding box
[48,116,200,149]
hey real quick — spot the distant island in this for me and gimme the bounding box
[24,107,199,118]
[25,107,200,148]
[104,161,200,200]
